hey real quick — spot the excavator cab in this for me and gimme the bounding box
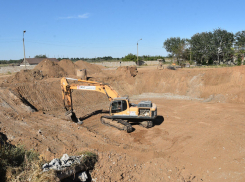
[110,99,128,114]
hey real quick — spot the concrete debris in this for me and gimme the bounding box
[42,153,84,172]
[77,171,88,182]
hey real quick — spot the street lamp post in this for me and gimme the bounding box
[137,38,142,65]
[23,30,26,69]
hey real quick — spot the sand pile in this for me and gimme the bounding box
[75,60,102,75]
[35,59,67,78]
[58,59,78,76]
[5,59,67,84]
[116,66,138,77]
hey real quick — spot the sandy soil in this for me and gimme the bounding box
[1,60,245,181]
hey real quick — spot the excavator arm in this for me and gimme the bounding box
[61,77,120,113]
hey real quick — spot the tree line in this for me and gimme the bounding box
[163,28,245,65]
[122,53,165,62]
[0,54,166,65]
[0,59,22,65]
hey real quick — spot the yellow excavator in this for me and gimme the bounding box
[61,77,157,132]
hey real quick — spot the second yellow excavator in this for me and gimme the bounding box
[61,77,157,132]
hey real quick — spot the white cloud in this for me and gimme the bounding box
[59,13,89,19]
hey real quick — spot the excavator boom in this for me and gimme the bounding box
[61,77,120,112]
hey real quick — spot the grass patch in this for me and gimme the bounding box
[0,143,58,182]
[0,140,98,182]
[76,151,98,170]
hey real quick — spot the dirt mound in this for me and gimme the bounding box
[35,59,67,78]
[75,60,102,75]
[6,69,44,83]
[58,59,78,76]
[116,66,138,77]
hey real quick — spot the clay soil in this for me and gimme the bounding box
[1,60,245,181]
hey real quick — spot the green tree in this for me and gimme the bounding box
[213,28,234,64]
[142,55,165,61]
[189,29,234,65]
[163,37,187,62]
[235,31,245,65]
[190,31,214,64]
[102,56,113,60]
[34,54,47,58]
[235,31,245,47]
[122,53,137,62]
[237,54,242,65]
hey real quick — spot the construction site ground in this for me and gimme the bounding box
[1,59,245,181]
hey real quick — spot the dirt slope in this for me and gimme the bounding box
[58,59,79,76]
[99,66,245,104]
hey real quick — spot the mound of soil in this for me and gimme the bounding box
[35,59,67,78]
[6,69,44,83]
[75,60,102,75]
[58,59,78,76]
[116,66,138,77]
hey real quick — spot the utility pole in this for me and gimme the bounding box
[137,39,142,65]
[23,30,26,69]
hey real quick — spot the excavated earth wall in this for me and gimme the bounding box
[2,64,245,113]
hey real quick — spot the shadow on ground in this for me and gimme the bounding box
[79,110,109,121]
[153,115,164,126]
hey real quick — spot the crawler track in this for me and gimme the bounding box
[100,115,133,133]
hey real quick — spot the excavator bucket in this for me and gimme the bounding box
[65,111,83,125]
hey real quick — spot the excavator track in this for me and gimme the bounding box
[101,116,133,133]
[139,120,153,128]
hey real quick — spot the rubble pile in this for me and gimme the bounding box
[43,154,84,171]
[42,154,88,181]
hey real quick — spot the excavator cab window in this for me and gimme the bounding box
[111,100,127,113]
[122,100,127,111]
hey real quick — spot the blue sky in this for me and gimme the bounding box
[0,0,245,60]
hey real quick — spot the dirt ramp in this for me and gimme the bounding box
[58,59,78,76]
[75,60,102,75]
[35,59,67,78]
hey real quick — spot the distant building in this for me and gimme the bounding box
[20,58,59,66]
